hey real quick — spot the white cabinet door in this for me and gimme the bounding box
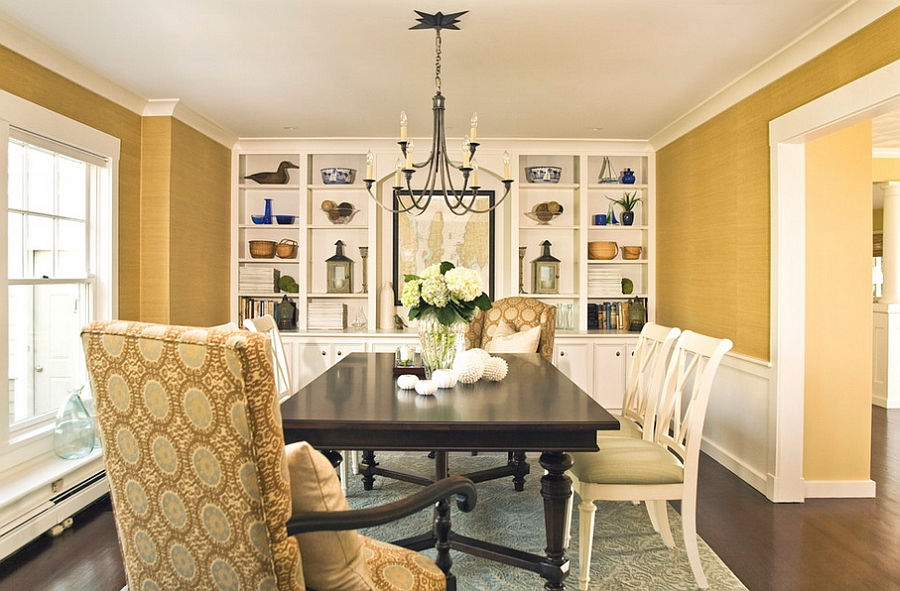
[554,341,592,394]
[292,341,366,390]
[591,343,627,410]
[294,343,332,390]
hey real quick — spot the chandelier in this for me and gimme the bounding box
[363,10,513,216]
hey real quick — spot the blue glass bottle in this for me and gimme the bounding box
[263,198,273,224]
[621,168,636,184]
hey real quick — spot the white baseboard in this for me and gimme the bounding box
[701,436,769,495]
[872,394,900,409]
[804,479,876,499]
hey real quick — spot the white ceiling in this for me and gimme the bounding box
[4,0,893,143]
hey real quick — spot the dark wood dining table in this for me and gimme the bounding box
[280,352,618,591]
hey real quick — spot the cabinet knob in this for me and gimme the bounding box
[616,351,621,357]
[559,351,565,357]
[321,351,326,356]
[336,351,342,356]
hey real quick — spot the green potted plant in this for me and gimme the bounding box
[608,191,642,226]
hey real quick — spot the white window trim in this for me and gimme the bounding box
[0,88,118,470]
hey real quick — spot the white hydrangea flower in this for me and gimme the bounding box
[420,263,443,279]
[400,279,422,308]
[420,276,449,307]
[445,267,483,302]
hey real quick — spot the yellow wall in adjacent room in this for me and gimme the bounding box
[140,117,231,326]
[804,122,873,482]
[655,6,900,361]
[873,158,900,183]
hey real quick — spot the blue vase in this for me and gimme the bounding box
[621,168,636,184]
[263,198,273,224]
[622,211,635,226]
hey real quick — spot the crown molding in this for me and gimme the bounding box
[0,14,236,148]
[649,0,900,150]
[143,99,237,148]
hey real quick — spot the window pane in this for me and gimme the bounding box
[8,212,23,279]
[58,157,86,220]
[27,215,53,278]
[8,283,89,425]
[25,147,54,215]
[8,141,24,210]
[58,220,86,276]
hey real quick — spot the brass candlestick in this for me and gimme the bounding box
[359,246,369,293]
[518,246,527,293]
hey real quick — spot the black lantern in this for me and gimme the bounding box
[276,295,297,330]
[531,240,560,294]
[326,240,353,294]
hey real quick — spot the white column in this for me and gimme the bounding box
[880,182,900,303]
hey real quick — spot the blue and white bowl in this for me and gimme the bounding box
[525,166,562,183]
[321,167,356,184]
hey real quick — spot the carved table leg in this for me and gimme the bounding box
[539,451,575,591]
[359,450,378,491]
[510,450,530,492]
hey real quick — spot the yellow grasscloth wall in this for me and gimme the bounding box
[0,45,231,323]
[804,121,872,481]
[656,6,900,360]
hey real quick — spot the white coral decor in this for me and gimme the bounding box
[453,348,508,383]
[482,356,509,381]
[453,349,487,383]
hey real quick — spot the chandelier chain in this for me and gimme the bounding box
[435,30,442,94]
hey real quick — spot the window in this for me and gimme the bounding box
[7,133,104,427]
[0,91,117,453]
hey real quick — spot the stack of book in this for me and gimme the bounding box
[307,301,347,330]
[587,267,623,297]
[239,266,280,294]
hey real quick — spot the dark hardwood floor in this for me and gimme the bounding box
[1,407,898,591]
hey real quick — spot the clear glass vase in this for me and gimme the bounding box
[417,314,466,378]
[53,387,96,460]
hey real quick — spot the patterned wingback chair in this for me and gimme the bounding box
[81,321,474,591]
[465,296,557,362]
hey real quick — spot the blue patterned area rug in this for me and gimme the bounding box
[346,452,747,591]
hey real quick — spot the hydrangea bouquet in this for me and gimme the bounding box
[400,261,491,377]
[400,261,491,326]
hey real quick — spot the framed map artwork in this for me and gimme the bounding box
[392,191,495,305]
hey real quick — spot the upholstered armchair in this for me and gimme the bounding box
[464,296,556,362]
[81,321,475,591]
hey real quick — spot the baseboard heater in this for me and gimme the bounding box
[0,469,109,561]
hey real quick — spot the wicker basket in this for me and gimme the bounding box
[588,241,618,260]
[276,239,298,259]
[622,245,643,260]
[248,240,277,258]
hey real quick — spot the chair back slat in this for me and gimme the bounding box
[653,331,733,470]
[621,322,681,438]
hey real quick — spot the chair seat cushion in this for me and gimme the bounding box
[570,438,684,485]
[485,322,541,354]
[359,537,446,591]
[595,414,642,439]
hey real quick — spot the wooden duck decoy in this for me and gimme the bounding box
[243,161,299,184]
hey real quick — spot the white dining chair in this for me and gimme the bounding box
[567,330,733,590]
[243,315,292,401]
[599,321,681,440]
